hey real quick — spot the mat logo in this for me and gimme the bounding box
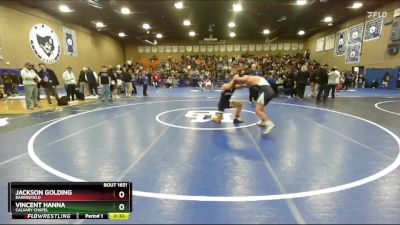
[185,110,233,123]
[29,24,61,64]
[0,118,9,127]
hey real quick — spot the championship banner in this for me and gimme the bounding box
[62,27,78,57]
[299,43,304,50]
[334,29,348,56]
[316,37,325,52]
[226,45,233,52]
[277,43,283,50]
[165,45,171,53]
[348,23,364,45]
[248,44,255,51]
[364,17,383,41]
[179,45,185,53]
[207,45,213,52]
[151,46,157,53]
[137,46,144,53]
[241,44,248,51]
[158,45,164,53]
[171,46,178,53]
[345,43,361,64]
[213,45,220,52]
[284,43,291,51]
[263,44,270,51]
[234,45,240,52]
[200,45,206,52]
[193,45,199,52]
[324,34,335,50]
[291,43,298,50]
[220,45,226,52]
[270,43,277,51]
[186,46,192,52]
[144,46,151,53]
[256,44,263,51]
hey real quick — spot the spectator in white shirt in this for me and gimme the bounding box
[63,65,77,101]
[21,62,41,109]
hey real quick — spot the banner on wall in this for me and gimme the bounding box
[179,45,185,53]
[283,43,291,51]
[249,44,255,51]
[62,27,78,57]
[172,46,178,53]
[186,45,192,52]
[138,46,144,53]
[165,45,171,53]
[200,45,206,52]
[345,43,361,64]
[348,23,364,45]
[324,34,335,50]
[29,23,61,64]
[299,43,304,50]
[227,45,233,52]
[220,45,226,52]
[145,46,151,53]
[277,43,283,50]
[334,29,348,56]
[241,44,248,51]
[364,17,383,41]
[263,44,270,51]
[316,37,325,52]
[151,46,158,53]
[270,43,277,51]
[214,45,220,52]
[256,44,263,51]
[207,45,213,52]
[193,45,199,52]
[158,45,164,53]
[234,45,240,52]
[291,43,299,50]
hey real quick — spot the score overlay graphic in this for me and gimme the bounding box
[8,182,132,220]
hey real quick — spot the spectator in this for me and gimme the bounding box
[78,67,89,96]
[86,67,98,96]
[356,74,365,88]
[122,68,133,97]
[316,64,329,102]
[296,65,309,100]
[371,78,378,89]
[141,70,148,96]
[309,63,319,98]
[327,67,340,99]
[1,71,12,97]
[11,72,19,96]
[21,62,41,110]
[38,63,60,105]
[99,66,111,102]
[382,72,390,89]
[63,65,77,101]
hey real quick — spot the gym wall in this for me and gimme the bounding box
[124,39,306,63]
[306,1,400,71]
[0,2,124,85]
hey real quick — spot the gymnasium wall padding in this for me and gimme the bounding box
[365,68,400,89]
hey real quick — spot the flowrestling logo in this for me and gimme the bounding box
[29,24,61,64]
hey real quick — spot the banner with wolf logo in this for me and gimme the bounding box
[62,27,78,57]
[29,24,61,64]
[334,29,348,57]
[348,23,364,45]
[364,17,383,41]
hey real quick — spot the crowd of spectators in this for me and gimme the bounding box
[0,52,394,108]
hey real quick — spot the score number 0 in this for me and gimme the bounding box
[118,191,126,211]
